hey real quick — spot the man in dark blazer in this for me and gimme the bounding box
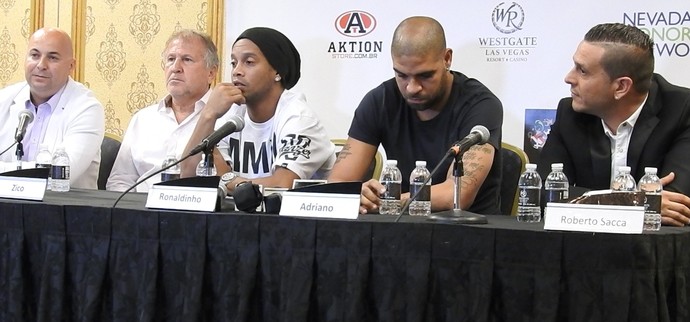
[539,23,690,226]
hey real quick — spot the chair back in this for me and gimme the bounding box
[500,142,529,215]
[331,139,383,181]
[98,133,122,190]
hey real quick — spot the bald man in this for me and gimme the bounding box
[0,27,105,189]
[328,16,504,215]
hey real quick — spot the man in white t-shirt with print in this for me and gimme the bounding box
[180,27,335,192]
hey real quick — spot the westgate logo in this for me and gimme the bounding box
[480,2,536,63]
[335,10,377,37]
[492,2,525,34]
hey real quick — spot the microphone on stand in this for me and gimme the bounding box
[14,110,35,168]
[112,115,245,208]
[394,125,491,224]
[189,115,245,156]
[15,110,34,143]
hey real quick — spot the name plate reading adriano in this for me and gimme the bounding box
[544,203,644,234]
[280,191,360,219]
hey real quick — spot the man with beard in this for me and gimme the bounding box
[328,16,504,215]
[180,27,335,193]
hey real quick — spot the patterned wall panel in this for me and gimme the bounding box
[0,0,32,87]
[80,0,221,137]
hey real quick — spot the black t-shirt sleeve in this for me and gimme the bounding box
[348,85,384,147]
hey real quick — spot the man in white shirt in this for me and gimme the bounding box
[0,27,104,189]
[180,27,335,192]
[106,29,220,192]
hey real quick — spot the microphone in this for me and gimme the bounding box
[449,125,490,156]
[15,110,34,142]
[189,115,245,155]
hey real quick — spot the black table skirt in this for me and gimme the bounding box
[0,189,688,321]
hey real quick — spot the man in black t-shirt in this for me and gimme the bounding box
[329,16,503,215]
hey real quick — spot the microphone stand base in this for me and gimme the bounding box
[427,209,488,224]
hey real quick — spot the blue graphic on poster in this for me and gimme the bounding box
[523,109,556,164]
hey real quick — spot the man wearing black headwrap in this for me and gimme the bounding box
[181,27,335,193]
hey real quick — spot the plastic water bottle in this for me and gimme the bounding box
[545,163,569,203]
[379,160,402,215]
[35,143,52,190]
[160,155,181,182]
[517,163,542,222]
[409,160,431,216]
[50,145,70,192]
[638,167,662,231]
[196,153,216,177]
[611,166,636,191]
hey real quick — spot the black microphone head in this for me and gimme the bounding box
[233,181,263,213]
[18,109,34,123]
[471,125,490,144]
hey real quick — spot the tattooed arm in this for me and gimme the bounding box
[400,143,495,211]
[328,137,381,214]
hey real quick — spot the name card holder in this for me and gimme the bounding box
[280,181,362,219]
[0,168,50,201]
[146,176,220,212]
[544,202,645,234]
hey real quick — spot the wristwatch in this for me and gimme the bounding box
[220,172,238,188]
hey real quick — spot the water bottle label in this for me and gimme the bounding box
[51,165,70,180]
[546,190,568,203]
[161,173,181,182]
[410,184,430,202]
[644,194,661,214]
[518,188,540,207]
[380,182,401,200]
[35,163,51,169]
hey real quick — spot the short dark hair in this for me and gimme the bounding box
[584,23,654,93]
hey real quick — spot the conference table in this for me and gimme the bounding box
[0,189,688,322]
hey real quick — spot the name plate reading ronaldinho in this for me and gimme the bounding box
[0,176,47,201]
[280,191,360,219]
[544,203,644,234]
[146,185,218,212]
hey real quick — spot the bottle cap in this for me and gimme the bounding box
[415,160,426,167]
[551,163,564,170]
[385,159,398,166]
[644,167,657,174]
[617,165,631,173]
[525,163,537,170]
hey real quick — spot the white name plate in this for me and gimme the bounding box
[280,191,360,219]
[0,176,47,201]
[146,185,218,212]
[544,203,644,234]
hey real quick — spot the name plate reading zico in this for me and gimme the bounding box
[146,185,218,212]
[280,191,360,219]
[0,176,47,201]
[544,203,645,234]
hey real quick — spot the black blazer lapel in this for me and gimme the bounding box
[628,80,661,177]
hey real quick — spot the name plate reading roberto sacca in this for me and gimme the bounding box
[146,176,220,212]
[544,203,644,234]
[280,182,361,220]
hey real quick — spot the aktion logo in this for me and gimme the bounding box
[335,10,377,37]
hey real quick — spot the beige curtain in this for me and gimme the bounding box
[0,0,224,137]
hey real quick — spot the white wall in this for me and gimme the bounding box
[225,0,690,149]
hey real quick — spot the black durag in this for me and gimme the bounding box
[234,27,301,89]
